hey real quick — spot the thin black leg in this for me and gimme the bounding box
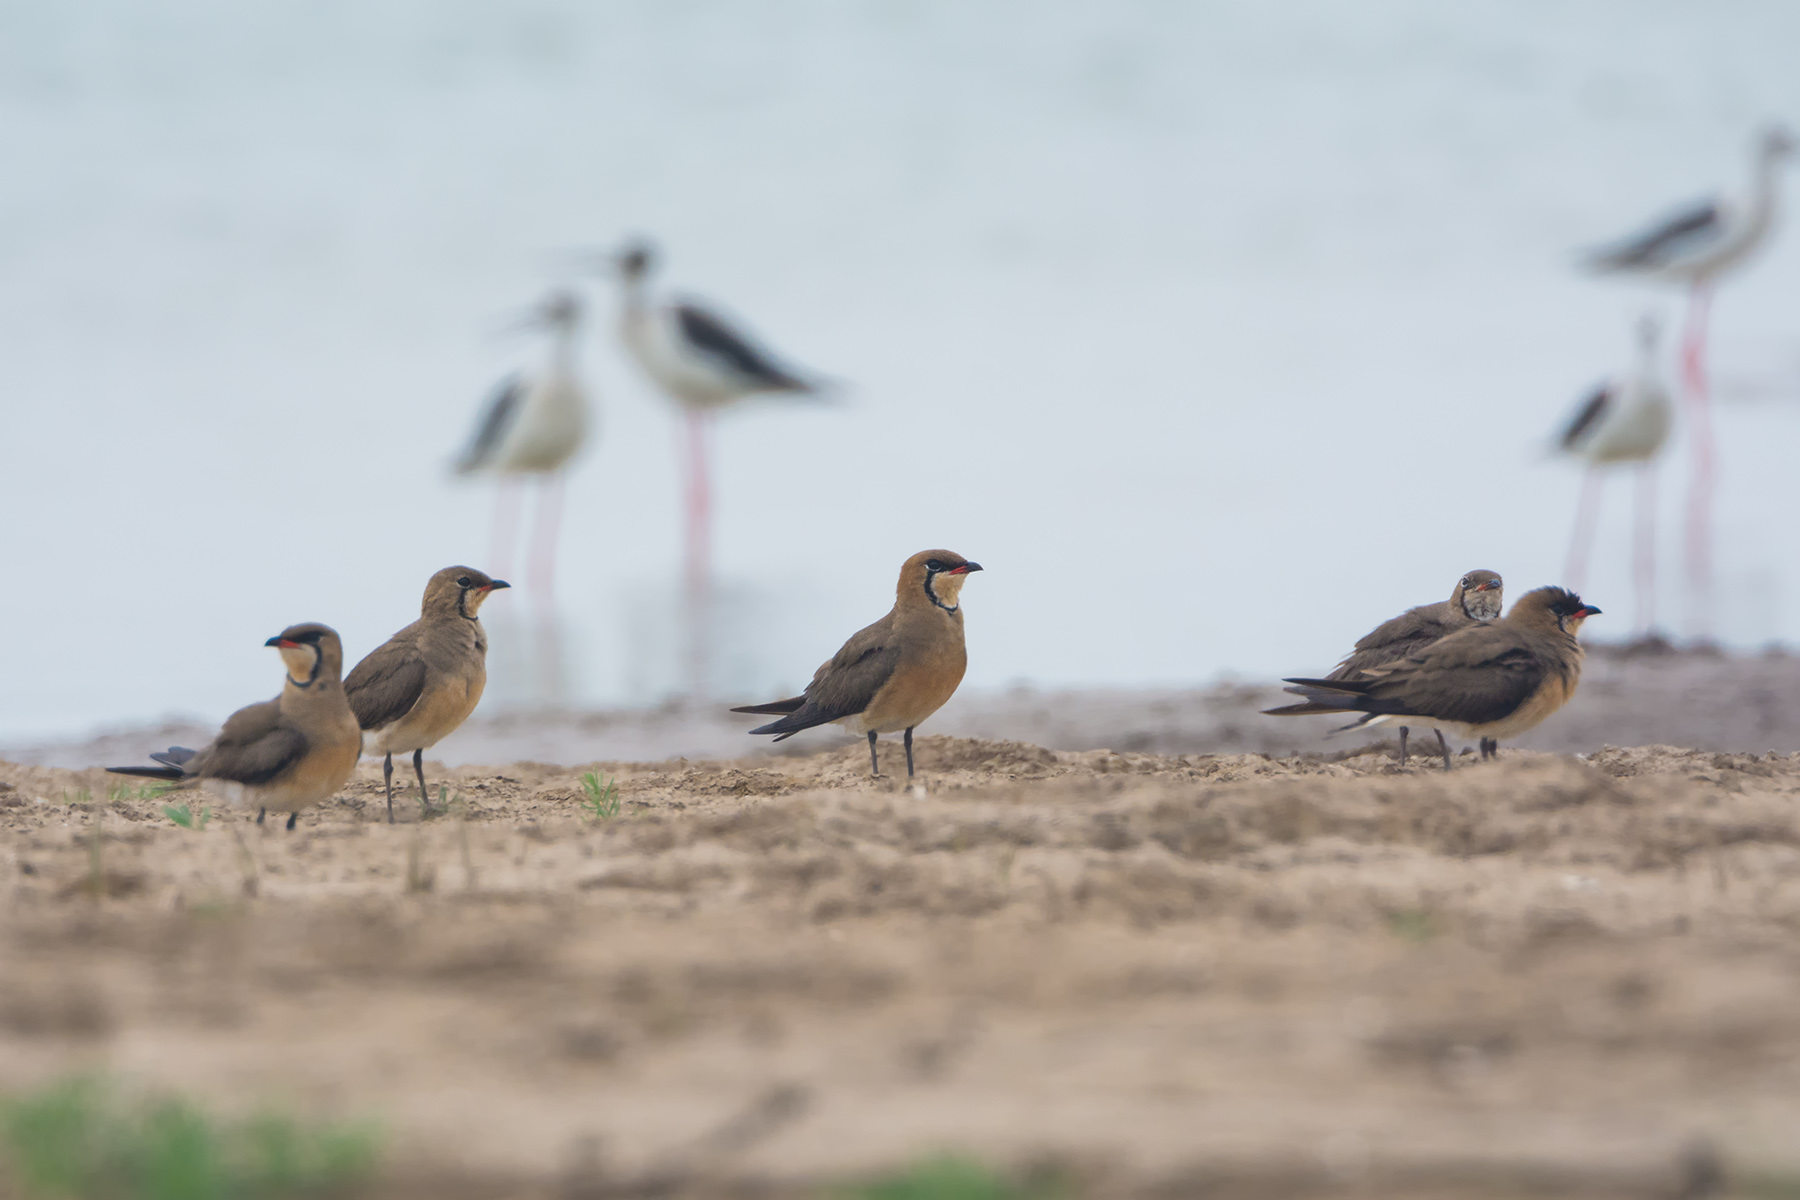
[383,752,395,825]
[285,811,298,831]
[1398,726,1409,766]
[257,808,266,826]
[1436,729,1452,771]
[904,727,915,777]
[413,748,429,814]
[1480,737,1497,761]
[867,730,880,777]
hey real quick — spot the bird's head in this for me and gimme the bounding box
[265,623,343,686]
[424,567,510,619]
[1761,125,1797,161]
[1512,586,1601,636]
[1455,570,1504,621]
[900,550,983,612]
[612,238,658,282]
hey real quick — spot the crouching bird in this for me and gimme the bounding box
[1264,587,1599,769]
[344,566,509,823]
[107,624,363,830]
[732,550,983,777]
[1323,569,1503,765]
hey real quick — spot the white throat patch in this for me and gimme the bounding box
[279,644,320,686]
[928,572,967,610]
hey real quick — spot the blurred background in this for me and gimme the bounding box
[3,0,1799,745]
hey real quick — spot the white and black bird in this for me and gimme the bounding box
[454,290,590,605]
[1580,125,1795,638]
[1559,316,1674,636]
[585,238,829,698]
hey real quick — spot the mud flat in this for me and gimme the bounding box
[3,736,1800,1197]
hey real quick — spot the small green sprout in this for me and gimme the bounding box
[162,803,212,831]
[580,772,621,821]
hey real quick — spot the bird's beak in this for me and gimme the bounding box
[1577,605,1602,617]
[483,580,511,591]
[947,562,983,575]
[1475,581,1498,592]
[265,636,297,649]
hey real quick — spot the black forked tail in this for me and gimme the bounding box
[105,765,186,780]
[730,696,805,716]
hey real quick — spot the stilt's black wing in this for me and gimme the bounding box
[455,374,525,474]
[1585,200,1721,271]
[675,302,811,391]
[1558,384,1612,451]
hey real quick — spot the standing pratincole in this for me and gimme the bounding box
[1581,126,1795,638]
[344,567,510,824]
[1557,316,1674,636]
[454,290,590,609]
[106,624,364,830]
[733,551,982,779]
[585,238,827,700]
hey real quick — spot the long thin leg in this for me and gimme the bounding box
[1633,460,1659,636]
[383,752,395,825]
[286,811,298,831]
[904,727,915,777]
[1480,737,1497,761]
[413,748,430,815]
[1563,467,1604,592]
[681,410,714,702]
[257,808,266,826]
[1681,282,1716,640]
[1435,729,1452,772]
[1398,726,1409,766]
[867,730,880,777]
[489,477,525,587]
[527,473,566,610]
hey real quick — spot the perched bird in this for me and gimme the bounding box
[454,290,590,605]
[1558,316,1674,634]
[107,624,363,830]
[732,550,983,778]
[1318,569,1504,765]
[1581,125,1795,638]
[587,238,827,699]
[1264,587,1600,770]
[344,567,510,823]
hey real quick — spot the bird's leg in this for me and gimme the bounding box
[489,477,525,588]
[1479,737,1497,761]
[1563,467,1603,593]
[527,474,566,611]
[285,811,298,831]
[1681,282,1716,641]
[1397,725,1409,766]
[413,748,430,815]
[681,410,715,703]
[1634,460,1659,636]
[257,808,266,826]
[1435,730,1452,772]
[867,731,880,778]
[904,727,915,778]
[383,752,395,825]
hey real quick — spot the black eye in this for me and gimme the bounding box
[925,559,945,572]
[456,576,472,587]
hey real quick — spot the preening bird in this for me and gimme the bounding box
[1580,125,1795,637]
[587,238,827,699]
[344,567,509,823]
[454,290,590,605]
[1318,569,1503,765]
[1558,317,1674,634]
[733,550,983,778]
[1264,587,1599,769]
[107,624,363,830]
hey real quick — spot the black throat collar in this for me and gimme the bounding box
[923,571,959,615]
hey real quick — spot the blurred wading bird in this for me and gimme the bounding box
[344,567,509,823]
[106,624,363,830]
[454,291,590,608]
[582,238,828,699]
[1557,317,1673,635]
[1580,126,1794,637]
[1316,569,1503,765]
[733,551,983,778]
[1264,587,1599,770]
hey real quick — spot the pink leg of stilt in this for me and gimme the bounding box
[527,473,566,610]
[1633,460,1658,636]
[1680,283,1716,641]
[681,410,713,701]
[489,477,525,585]
[1563,467,1604,593]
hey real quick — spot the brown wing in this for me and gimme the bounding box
[194,698,310,786]
[1364,626,1547,726]
[743,614,901,740]
[1328,601,1459,680]
[344,635,428,732]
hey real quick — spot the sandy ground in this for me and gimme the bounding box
[4,733,1800,1197]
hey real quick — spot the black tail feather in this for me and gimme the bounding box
[105,765,186,780]
[1282,676,1373,694]
[731,696,806,717]
[150,746,196,769]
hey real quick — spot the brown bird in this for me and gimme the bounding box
[1323,569,1503,764]
[107,624,363,830]
[344,566,510,822]
[1263,586,1599,769]
[732,550,983,777]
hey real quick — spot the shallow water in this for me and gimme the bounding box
[3,0,1799,740]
